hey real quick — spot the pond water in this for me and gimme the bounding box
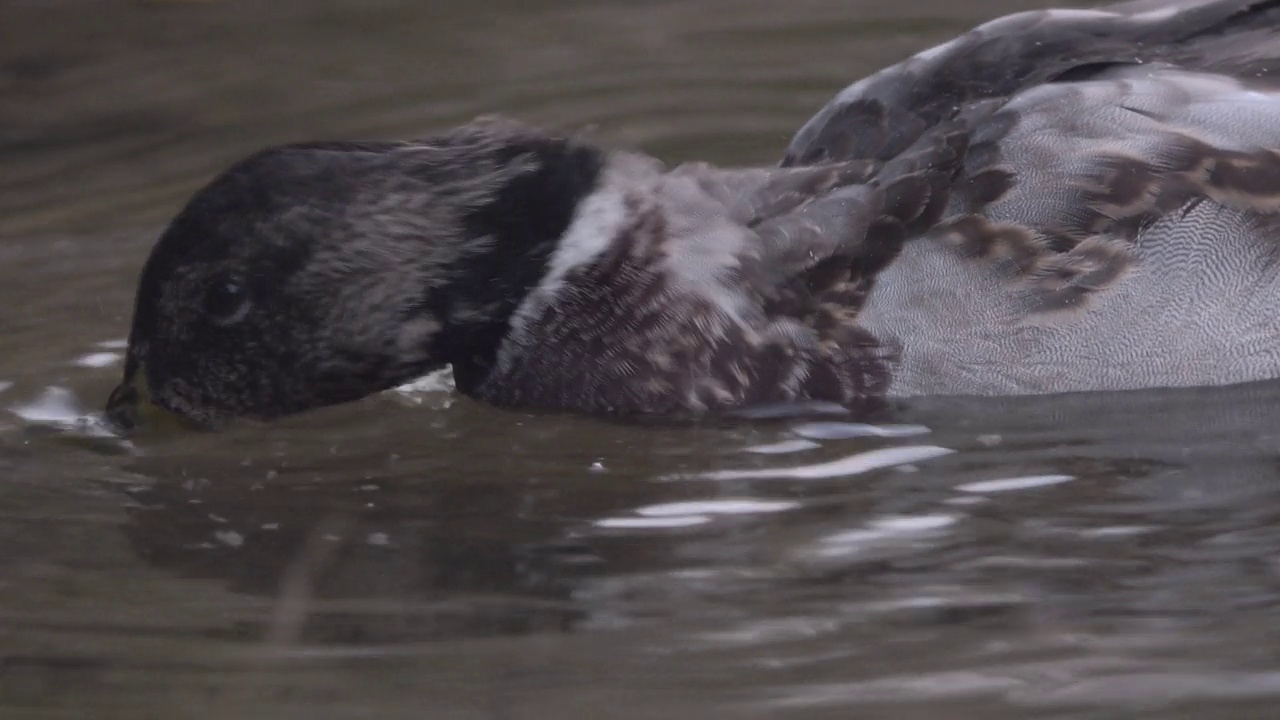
[5,0,1280,718]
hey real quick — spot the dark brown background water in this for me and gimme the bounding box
[5,1,1280,718]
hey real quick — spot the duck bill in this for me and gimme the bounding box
[105,365,194,432]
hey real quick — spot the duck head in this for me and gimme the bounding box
[106,119,604,429]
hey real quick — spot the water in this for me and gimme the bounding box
[4,0,1280,718]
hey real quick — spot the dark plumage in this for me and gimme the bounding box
[106,116,960,425]
[107,0,1280,427]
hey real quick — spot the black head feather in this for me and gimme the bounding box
[110,120,603,426]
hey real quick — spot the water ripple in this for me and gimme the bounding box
[676,445,955,481]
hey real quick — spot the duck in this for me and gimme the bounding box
[106,0,1280,428]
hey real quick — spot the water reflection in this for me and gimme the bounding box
[11,366,1280,716]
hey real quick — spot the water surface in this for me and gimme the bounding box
[5,1,1280,718]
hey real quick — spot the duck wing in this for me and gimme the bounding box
[783,0,1280,168]
[783,0,1280,313]
[783,0,1280,396]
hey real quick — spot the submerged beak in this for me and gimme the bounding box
[105,364,193,432]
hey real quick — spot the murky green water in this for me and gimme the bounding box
[5,0,1280,718]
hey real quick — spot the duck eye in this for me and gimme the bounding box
[203,277,251,326]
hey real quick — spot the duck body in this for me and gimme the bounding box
[107,0,1280,427]
[859,66,1280,396]
[786,0,1280,397]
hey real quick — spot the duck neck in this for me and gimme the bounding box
[436,136,606,392]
